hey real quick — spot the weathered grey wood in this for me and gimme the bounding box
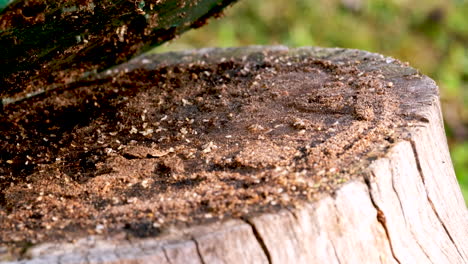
[364,69,468,263]
[410,99,468,257]
[2,46,467,264]
[191,220,269,264]
[249,182,396,264]
[163,241,201,264]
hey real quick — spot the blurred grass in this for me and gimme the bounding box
[153,0,468,203]
[0,0,13,11]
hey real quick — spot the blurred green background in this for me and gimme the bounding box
[153,0,468,203]
[0,0,13,10]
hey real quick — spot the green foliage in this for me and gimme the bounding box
[451,142,468,204]
[154,0,468,202]
[0,0,13,11]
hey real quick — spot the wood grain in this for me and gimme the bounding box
[2,46,467,264]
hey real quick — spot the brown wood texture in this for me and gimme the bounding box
[2,46,468,264]
[0,0,237,105]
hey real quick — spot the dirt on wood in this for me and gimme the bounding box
[0,49,408,254]
[0,0,237,102]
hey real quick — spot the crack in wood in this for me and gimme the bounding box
[162,247,173,264]
[328,237,342,264]
[409,139,467,263]
[363,173,402,264]
[3,46,466,264]
[241,218,272,264]
[387,166,408,227]
[191,237,207,264]
[84,250,91,264]
[387,148,435,264]
[284,206,300,221]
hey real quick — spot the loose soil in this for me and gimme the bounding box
[0,49,408,254]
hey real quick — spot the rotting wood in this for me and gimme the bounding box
[1,46,467,264]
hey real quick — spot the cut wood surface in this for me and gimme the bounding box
[1,46,467,264]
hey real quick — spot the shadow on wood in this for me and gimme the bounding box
[0,0,237,105]
[0,46,467,264]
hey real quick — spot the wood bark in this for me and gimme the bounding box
[0,0,237,105]
[2,46,467,264]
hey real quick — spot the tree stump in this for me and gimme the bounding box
[1,46,467,263]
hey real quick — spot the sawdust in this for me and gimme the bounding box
[0,50,407,254]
